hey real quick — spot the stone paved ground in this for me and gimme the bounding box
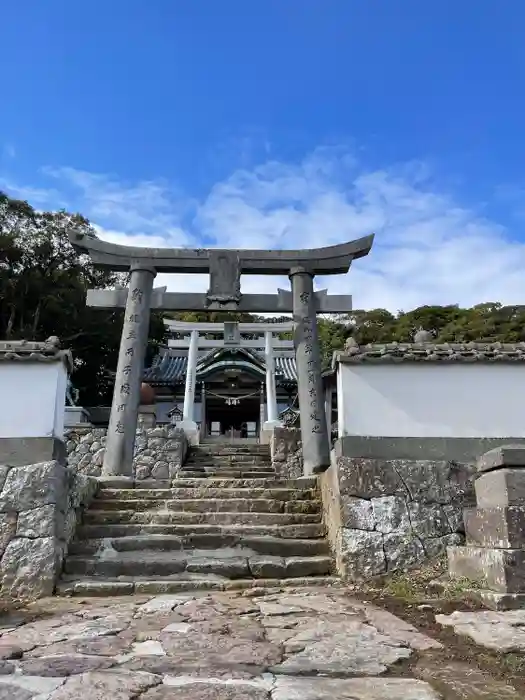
[437,609,525,652]
[0,585,521,699]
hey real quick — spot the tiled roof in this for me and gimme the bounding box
[144,353,298,385]
[333,342,525,365]
[0,338,73,371]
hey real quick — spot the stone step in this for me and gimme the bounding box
[171,478,318,488]
[179,473,278,479]
[96,487,318,501]
[68,533,330,556]
[186,456,271,462]
[182,460,273,467]
[57,574,341,597]
[189,446,270,453]
[110,477,317,489]
[77,522,325,540]
[184,463,273,470]
[184,455,272,467]
[92,498,321,514]
[83,510,321,526]
[182,467,274,474]
[64,549,333,579]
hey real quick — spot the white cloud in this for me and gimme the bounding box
[3,148,525,311]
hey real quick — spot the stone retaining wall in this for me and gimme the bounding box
[66,426,188,481]
[321,450,476,579]
[0,460,97,600]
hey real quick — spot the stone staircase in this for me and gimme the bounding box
[58,442,336,596]
[180,443,275,479]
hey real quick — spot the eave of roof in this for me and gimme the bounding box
[0,339,73,372]
[144,352,298,385]
[333,342,525,366]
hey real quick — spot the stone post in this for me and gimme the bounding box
[179,329,199,444]
[324,385,333,437]
[265,331,278,422]
[138,405,156,429]
[262,330,281,439]
[259,382,266,439]
[289,267,330,475]
[448,445,525,609]
[103,265,156,478]
[200,381,206,440]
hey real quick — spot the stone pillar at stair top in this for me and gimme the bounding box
[179,329,199,445]
[102,264,156,478]
[138,405,156,429]
[290,266,330,475]
[263,330,282,436]
[447,444,525,609]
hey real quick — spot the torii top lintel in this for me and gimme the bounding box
[69,231,374,276]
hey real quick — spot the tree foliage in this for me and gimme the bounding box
[0,192,165,405]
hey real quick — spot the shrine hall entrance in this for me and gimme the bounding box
[205,396,260,439]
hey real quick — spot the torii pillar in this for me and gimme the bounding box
[104,265,156,477]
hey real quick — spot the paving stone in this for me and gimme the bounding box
[263,593,356,617]
[159,629,281,669]
[259,602,304,616]
[0,675,66,698]
[25,633,133,658]
[18,654,115,676]
[46,669,161,700]
[436,609,525,651]
[0,642,22,659]
[416,658,523,699]
[141,677,270,699]
[130,640,166,656]
[353,603,443,651]
[271,676,441,699]
[162,622,192,633]
[136,595,195,614]
[0,616,81,652]
[0,683,33,700]
[272,620,412,676]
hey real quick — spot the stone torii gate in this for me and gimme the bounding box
[70,231,374,478]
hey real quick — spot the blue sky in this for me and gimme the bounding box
[2,1,525,310]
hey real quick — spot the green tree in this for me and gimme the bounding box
[0,192,165,405]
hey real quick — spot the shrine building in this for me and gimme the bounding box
[142,320,336,441]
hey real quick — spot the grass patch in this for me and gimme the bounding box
[365,556,482,603]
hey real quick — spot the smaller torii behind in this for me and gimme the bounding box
[70,231,374,478]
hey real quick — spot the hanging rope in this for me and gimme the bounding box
[206,389,261,405]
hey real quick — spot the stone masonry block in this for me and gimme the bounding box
[341,497,374,530]
[447,545,525,593]
[337,458,406,499]
[340,529,386,580]
[464,506,525,549]
[476,445,525,473]
[474,468,525,508]
[0,461,67,513]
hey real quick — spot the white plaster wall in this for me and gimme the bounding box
[0,362,67,438]
[337,363,525,438]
